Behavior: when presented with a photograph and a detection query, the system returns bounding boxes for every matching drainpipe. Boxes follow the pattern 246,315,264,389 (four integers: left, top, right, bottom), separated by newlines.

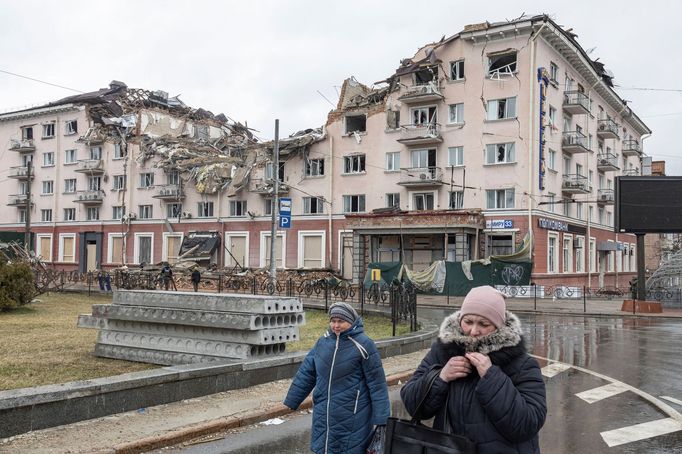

327,132,333,269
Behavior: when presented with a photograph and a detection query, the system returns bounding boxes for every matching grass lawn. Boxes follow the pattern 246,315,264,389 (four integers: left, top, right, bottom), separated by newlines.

0,293,411,391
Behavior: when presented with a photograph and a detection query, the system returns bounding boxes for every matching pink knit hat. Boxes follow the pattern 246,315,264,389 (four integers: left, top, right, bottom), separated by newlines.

460,286,507,328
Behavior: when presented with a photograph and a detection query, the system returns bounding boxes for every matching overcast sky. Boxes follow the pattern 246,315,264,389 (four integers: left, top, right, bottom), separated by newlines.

1,0,680,173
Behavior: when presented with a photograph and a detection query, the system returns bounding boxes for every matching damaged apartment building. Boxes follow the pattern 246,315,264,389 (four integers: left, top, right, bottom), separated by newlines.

0,14,651,288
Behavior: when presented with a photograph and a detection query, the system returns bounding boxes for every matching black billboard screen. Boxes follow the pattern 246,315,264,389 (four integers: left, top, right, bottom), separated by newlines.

615,176,682,233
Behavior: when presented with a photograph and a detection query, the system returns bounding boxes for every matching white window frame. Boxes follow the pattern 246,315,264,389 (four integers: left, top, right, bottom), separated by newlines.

448,146,463,167
198,201,214,218
107,233,125,264
386,193,400,208
35,233,53,262
64,149,77,164
486,188,515,209
449,191,464,209
42,180,54,195
58,233,76,263
224,232,250,268
139,173,154,188
486,97,517,120
65,120,77,135
411,191,436,211
229,200,248,217
63,208,76,221
410,105,437,126
563,234,573,273
113,143,125,159
589,237,597,273
42,122,55,138
448,103,464,124
303,197,324,214
343,154,366,174
575,235,585,273
40,209,52,222
90,146,102,160
297,230,326,269
343,194,366,213
485,143,515,164
113,175,126,191
112,205,125,220
630,243,636,271
43,152,54,167
385,152,400,171
487,52,517,77
607,240,615,272
162,232,184,263
166,203,182,219
549,62,559,83
548,232,559,273
450,59,464,80
133,232,154,265
305,158,325,177
86,207,100,221
138,205,153,219
259,231,286,269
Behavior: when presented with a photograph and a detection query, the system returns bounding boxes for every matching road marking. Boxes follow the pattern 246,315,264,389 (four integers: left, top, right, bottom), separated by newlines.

576,382,629,404
600,418,682,447
541,362,571,378
661,395,682,406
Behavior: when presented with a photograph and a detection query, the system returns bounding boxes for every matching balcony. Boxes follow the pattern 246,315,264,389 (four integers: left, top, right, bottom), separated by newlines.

7,194,30,207
596,153,619,172
397,124,443,146
397,167,444,187
561,131,590,154
622,139,641,157
9,139,35,153
622,168,640,177
562,174,591,194
74,190,105,204
75,159,105,174
152,184,186,200
250,179,290,196
597,119,619,140
397,82,444,105
8,166,34,180
597,189,615,205
563,91,590,115
77,127,106,145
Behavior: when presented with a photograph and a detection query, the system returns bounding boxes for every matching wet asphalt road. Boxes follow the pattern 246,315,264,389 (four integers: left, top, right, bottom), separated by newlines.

158,311,682,453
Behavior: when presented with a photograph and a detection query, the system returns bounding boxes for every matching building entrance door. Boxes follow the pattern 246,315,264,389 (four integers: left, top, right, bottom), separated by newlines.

86,242,97,271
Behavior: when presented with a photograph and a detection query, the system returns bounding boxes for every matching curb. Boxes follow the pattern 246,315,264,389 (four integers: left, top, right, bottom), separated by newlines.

111,370,415,454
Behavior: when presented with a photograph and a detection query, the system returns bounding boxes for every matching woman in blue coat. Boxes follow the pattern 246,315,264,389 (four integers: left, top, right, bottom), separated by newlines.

284,302,390,454
400,286,547,453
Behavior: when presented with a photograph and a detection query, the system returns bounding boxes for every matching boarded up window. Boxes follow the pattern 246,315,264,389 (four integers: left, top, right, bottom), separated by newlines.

62,237,74,262
138,236,152,264
166,236,182,264
226,236,247,267
39,237,52,262
111,236,123,263
302,235,323,268
264,235,283,268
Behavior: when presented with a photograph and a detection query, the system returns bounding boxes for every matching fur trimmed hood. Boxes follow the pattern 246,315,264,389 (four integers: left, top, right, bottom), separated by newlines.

438,310,523,355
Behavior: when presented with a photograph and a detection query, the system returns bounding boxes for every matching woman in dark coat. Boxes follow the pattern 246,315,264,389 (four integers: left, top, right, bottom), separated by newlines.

400,285,547,453
284,302,390,454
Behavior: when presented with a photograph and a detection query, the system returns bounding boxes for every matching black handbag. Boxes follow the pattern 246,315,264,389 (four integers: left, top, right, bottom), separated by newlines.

385,367,477,454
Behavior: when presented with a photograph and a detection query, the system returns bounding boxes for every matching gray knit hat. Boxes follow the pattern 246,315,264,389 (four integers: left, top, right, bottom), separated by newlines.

329,302,359,325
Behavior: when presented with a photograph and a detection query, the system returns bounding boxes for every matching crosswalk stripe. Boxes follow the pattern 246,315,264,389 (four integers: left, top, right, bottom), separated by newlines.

600,417,682,447
541,362,571,378
660,395,682,406
576,382,629,404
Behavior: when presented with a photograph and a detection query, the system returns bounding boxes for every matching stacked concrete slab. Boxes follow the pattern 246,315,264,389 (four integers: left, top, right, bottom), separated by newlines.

78,290,305,366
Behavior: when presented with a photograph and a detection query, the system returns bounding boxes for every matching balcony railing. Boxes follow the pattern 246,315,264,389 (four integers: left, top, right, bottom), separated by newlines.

398,167,444,186
250,179,290,196
622,168,640,177
153,184,185,200
597,119,619,139
74,190,105,204
561,131,590,154
9,139,35,152
75,159,105,174
398,82,444,104
597,189,615,205
596,153,619,172
8,166,34,179
562,174,591,194
7,194,30,207
563,91,590,115
397,123,443,146
622,139,641,157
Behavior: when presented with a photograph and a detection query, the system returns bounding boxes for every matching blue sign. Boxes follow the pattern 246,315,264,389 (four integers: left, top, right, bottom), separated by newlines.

486,219,513,229
279,214,291,229
279,198,292,214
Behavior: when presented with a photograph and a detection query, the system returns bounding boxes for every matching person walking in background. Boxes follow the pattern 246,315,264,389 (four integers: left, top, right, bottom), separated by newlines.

400,285,547,453
191,267,201,292
284,302,390,454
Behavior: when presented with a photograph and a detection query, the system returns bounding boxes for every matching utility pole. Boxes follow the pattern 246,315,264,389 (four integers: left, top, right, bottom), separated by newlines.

24,160,32,248
268,119,280,283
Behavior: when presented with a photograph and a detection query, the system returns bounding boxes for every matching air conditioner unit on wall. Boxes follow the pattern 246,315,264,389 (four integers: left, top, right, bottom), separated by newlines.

599,193,611,201
181,212,192,219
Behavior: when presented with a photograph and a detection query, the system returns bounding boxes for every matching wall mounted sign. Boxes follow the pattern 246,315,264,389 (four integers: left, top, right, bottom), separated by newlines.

537,67,550,191
537,217,568,232
486,219,513,229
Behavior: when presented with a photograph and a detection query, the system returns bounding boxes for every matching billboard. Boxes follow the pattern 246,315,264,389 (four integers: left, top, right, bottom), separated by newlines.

615,176,682,233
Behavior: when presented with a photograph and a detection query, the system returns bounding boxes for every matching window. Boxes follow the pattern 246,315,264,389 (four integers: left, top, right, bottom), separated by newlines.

606,210,612,226
576,202,583,220
88,176,101,191
113,175,126,191
135,234,153,265
303,197,324,214
21,126,33,140
230,200,247,217
19,181,28,195
59,234,76,262
114,143,126,159
450,60,465,80
598,207,604,225
448,103,464,124
43,152,54,167
414,66,438,85
549,62,559,83
563,198,571,217
487,234,513,256
449,191,464,209
563,235,573,273
225,233,249,268
589,237,596,273
485,143,515,164
343,195,365,213
547,149,556,171
412,192,434,211
547,193,555,213
36,234,52,262
575,236,585,273
589,206,594,222
65,149,77,164
261,233,285,268
343,155,366,174
264,199,273,216
42,180,54,195
64,179,76,193
19,209,27,223
548,106,557,129
65,120,77,135
265,162,285,182
386,193,400,208
42,123,55,138
411,148,436,168
166,203,182,218
90,146,102,160
86,207,100,221
411,106,437,126
487,97,516,120
548,233,559,273
345,114,366,134
486,188,515,209
198,202,214,218
447,233,472,261
448,146,463,166
139,205,153,219
385,152,400,171
386,109,400,129
108,234,124,263
41,209,52,222
139,173,154,188
112,206,125,220
63,208,76,221
607,244,615,272
305,158,325,177
488,51,517,77
22,154,33,167
298,232,325,268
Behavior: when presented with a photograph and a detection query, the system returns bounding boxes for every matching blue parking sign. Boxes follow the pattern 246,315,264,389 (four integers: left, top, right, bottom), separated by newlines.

279,214,291,229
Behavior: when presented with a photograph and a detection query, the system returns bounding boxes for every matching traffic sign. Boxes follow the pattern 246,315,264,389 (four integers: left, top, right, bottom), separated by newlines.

279,214,291,229
279,198,292,214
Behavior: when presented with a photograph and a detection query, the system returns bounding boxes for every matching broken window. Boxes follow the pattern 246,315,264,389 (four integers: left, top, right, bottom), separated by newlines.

411,106,437,126
305,158,324,177
114,143,126,159
88,176,101,191
487,52,517,77
265,162,285,182
198,202,214,218
42,123,55,138
345,115,367,134
138,205,153,219
90,146,102,160
112,206,125,220
343,154,366,174
21,126,33,140
386,109,400,129
65,120,77,135
414,66,438,85
113,175,126,191
411,149,436,169
450,60,464,81
449,191,464,209
139,173,154,188
485,143,515,164
448,103,464,124
342,194,365,213
487,97,516,120
386,193,400,208
167,203,182,218
303,197,324,214
413,192,434,211
229,200,247,217
167,170,180,186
